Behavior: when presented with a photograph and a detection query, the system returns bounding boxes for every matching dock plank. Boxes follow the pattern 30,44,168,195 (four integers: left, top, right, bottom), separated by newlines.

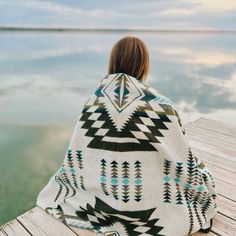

17,207,78,236
214,179,236,201
190,147,236,175
186,130,236,154
211,213,236,236
188,138,236,162
191,231,217,236
188,118,236,138
186,125,236,146
216,195,236,221
0,219,31,236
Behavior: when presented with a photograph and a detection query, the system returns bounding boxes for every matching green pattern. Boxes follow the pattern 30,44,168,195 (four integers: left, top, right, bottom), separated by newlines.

163,159,172,203
122,161,130,203
134,161,142,202
76,149,86,190
111,161,119,200
100,159,109,196
67,150,79,189
175,162,183,204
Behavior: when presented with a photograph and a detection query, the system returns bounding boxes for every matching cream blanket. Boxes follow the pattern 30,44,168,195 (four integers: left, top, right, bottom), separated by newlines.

37,73,217,236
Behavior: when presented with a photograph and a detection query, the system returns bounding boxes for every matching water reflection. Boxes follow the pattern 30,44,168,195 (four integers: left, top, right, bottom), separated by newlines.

0,124,71,224
0,32,235,124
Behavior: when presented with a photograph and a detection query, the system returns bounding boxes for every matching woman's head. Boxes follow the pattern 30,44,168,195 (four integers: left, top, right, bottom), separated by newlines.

108,36,150,81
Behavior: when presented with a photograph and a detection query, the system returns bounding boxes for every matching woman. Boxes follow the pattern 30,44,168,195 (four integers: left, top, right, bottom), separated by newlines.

37,36,217,236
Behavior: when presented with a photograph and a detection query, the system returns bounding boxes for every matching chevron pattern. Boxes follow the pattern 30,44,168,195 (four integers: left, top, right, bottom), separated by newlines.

100,159,109,196
75,197,164,236
163,159,172,203
134,160,142,202
111,161,119,200
122,161,130,203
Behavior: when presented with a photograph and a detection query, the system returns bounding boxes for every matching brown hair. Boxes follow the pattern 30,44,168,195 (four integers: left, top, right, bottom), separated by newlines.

108,36,150,81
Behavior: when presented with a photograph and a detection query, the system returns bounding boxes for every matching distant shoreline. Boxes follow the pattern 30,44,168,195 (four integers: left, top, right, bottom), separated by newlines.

0,26,236,34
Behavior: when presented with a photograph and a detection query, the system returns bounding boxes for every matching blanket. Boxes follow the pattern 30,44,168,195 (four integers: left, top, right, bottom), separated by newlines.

37,73,217,236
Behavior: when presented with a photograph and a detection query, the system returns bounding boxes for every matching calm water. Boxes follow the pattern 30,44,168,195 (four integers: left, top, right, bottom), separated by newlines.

0,31,236,224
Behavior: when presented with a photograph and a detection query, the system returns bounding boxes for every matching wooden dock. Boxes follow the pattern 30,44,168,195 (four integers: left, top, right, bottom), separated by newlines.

1,118,235,236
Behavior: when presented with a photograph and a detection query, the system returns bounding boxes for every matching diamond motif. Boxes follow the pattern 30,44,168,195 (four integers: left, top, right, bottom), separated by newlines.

103,74,143,113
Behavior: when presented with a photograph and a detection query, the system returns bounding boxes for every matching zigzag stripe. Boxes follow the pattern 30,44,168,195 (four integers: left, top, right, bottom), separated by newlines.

122,161,130,203
100,159,109,196
175,162,183,204
54,175,63,202
110,160,119,199
163,159,172,203
61,172,76,198
67,150,79,189
193,193,203,228
80,176,85,190
134,160,142,202
56,175,70,199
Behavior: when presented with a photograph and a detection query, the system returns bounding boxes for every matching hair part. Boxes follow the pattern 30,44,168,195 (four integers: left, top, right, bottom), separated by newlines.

108,36,150,81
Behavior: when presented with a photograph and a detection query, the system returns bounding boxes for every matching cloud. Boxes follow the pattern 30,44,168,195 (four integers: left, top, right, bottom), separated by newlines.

197,72,236,100
157,0,236,18
159,8,197,16
156,47,236,67
28,45,106,60
186,0,236,12
38,1,117,18
0,0,235,29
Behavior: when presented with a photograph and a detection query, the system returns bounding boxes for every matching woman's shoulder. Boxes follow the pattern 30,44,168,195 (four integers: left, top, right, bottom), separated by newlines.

142,82,173,106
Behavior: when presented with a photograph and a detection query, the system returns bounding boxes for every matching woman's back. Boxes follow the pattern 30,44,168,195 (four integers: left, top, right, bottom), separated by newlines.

37,73,217,236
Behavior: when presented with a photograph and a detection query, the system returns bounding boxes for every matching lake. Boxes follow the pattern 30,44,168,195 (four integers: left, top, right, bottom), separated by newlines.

0,31,236,225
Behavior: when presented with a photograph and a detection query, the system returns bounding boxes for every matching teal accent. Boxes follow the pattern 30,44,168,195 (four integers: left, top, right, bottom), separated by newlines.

122,178,129,185
135,178,142,185
185,183,192,189
70,168,75,174
111,177,118,185
95,87,103,97
163,175,170,182
197,185,204,192
188,162,195,167
60,167,66,173
154,95,172,105
174,177,181,183
100,176,107,183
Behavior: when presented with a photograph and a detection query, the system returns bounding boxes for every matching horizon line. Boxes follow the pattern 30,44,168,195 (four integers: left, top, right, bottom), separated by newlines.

0,26,236,34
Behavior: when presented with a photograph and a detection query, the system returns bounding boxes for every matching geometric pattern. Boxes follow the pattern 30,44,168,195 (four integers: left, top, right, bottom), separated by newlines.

122,161,130,202
99,159,143,203
175,162,183,204
111,161,119,200
37,73,217,235
76,150,85,190
75,196,164,236
79,74,175,152
54,149,86,202
184,149,195,234
163,159,172,203
162,149,217,234
103,73,142,113
134,161,142,202
100,159,109,196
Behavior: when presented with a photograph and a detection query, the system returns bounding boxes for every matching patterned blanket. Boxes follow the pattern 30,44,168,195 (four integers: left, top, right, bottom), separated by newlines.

37,73,217,236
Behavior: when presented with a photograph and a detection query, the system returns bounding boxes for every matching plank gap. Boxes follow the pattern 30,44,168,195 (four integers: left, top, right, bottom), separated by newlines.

218,212,236,222
218,194,236,203
16,219,32,236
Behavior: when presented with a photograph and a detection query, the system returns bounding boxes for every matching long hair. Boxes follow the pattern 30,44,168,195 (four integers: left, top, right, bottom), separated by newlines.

108,36,150,81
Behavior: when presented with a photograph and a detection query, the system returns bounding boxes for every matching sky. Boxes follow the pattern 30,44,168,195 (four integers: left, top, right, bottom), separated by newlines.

0,0,236,30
